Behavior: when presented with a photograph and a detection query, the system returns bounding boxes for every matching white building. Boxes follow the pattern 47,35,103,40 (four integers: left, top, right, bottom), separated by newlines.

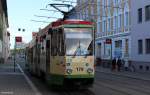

0,0,9,63
131,0,150,71
96,0,131,65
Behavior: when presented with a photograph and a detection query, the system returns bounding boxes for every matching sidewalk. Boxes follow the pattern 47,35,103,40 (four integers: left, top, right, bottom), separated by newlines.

0,59,41,95
96,66,150,81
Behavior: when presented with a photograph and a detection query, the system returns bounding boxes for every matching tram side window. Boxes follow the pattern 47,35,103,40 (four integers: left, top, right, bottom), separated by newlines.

58,28,65,56
88,41,93,55
51,32,53,55
57,29,61,55
51,29,58,56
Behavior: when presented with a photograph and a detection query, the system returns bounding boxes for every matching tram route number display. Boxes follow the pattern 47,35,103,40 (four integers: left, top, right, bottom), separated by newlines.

76,67,84,72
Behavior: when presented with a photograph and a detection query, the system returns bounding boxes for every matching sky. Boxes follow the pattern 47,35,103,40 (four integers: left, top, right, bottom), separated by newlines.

7,0,76,49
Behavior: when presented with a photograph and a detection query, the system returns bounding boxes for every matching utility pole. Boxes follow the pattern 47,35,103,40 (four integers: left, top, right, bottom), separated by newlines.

14,40,16,72
14,36,22,72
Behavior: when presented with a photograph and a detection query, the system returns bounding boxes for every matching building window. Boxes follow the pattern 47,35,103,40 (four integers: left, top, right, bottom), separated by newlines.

138,8,142,23
97,22,100,33
138,40,143,54
125,12,129,26
146,39,150,54
113,16,117,30
145,5,150,21
114,16,117,30
115,40,122,58
102,20,106,32
107,18,111,32
115,40,122,48
125,39,129,56
119,14,122,28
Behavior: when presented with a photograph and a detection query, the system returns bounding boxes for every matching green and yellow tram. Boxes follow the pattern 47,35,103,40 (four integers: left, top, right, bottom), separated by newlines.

26,19,95,88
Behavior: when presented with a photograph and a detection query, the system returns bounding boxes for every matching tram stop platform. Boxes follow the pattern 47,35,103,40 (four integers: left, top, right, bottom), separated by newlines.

0,59,41,95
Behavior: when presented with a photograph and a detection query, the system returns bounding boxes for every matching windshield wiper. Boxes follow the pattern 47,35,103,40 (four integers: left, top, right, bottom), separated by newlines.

72,40,81,58
83,41,93,58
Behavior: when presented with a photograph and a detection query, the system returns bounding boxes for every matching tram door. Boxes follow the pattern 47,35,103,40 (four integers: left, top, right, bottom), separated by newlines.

37,43,41,75
46,39,50,73
29,47,33,72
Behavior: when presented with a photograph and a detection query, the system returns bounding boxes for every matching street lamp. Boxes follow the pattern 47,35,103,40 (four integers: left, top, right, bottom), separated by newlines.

13,28,25,72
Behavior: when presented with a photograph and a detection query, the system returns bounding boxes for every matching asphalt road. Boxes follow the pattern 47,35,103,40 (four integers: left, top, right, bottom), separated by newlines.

18,58,150,95
90,71,150,95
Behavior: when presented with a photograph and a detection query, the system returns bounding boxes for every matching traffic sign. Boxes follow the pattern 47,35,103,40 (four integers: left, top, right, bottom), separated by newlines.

15,36,22,42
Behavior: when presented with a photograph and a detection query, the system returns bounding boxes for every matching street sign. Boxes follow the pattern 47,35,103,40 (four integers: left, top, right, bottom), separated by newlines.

105,39,112,44
15,36,22,42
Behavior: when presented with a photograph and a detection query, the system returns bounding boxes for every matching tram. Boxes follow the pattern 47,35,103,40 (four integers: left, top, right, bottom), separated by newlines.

26,19,95,88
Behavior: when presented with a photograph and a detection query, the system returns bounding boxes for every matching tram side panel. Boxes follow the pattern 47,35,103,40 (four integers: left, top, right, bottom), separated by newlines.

47,28,66,85
39,38,47,77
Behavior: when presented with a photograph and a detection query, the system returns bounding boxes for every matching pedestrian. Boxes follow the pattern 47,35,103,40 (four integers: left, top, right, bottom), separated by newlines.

117,57,122,71
111,57,116,71
128,60,135,72
124,58,129,71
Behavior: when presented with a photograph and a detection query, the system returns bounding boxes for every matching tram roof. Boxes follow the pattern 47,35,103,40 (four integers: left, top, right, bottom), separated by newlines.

51,19,93,28
37,19,93,35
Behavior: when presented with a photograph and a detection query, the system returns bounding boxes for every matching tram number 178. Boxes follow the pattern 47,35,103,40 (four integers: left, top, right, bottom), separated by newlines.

76,67,84,72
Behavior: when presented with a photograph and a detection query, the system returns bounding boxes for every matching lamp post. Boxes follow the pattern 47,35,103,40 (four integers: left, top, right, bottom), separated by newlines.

14,36,22,72
13,28,25,72
14,40,16,72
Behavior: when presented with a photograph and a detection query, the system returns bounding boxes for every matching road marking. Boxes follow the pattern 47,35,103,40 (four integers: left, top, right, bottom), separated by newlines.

0,72,23,75
0,91,14,95
17,64,42,95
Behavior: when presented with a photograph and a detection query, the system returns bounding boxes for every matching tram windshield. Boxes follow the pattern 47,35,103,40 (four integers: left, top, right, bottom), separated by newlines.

65,28,93,56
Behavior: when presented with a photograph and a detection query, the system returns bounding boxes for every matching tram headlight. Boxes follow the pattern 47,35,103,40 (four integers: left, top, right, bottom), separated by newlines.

66,69,72,74
87,68,93,73
85,63,89,66
66,63,71,66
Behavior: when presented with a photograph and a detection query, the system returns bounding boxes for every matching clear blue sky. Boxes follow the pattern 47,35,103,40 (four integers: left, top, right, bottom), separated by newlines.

7,0,76,49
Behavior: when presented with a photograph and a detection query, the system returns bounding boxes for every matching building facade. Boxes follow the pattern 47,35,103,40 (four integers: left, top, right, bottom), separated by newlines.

131,0,150,71
0,0,9,63
75,0,97,23
96,0,131,64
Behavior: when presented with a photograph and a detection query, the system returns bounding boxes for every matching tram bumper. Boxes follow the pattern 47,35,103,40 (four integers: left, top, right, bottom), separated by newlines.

64,75,94,87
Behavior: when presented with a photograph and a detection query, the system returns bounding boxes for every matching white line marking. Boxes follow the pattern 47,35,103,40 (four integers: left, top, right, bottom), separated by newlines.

0,91,14,95
17,64,42,95
0,72,23,75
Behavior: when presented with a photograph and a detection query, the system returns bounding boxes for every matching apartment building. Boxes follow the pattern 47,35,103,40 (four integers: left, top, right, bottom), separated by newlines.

0,0,9,63
96,0,131,64
131,0,150,71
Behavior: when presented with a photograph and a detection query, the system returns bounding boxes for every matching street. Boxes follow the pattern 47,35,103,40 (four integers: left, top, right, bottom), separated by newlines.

92,72,150,95
0,58,150,95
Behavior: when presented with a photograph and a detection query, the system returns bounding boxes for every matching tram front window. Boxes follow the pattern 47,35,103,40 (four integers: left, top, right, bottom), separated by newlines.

65,28,93,56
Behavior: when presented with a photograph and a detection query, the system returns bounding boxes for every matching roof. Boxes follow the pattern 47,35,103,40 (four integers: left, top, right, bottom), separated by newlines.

51,19,93,27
